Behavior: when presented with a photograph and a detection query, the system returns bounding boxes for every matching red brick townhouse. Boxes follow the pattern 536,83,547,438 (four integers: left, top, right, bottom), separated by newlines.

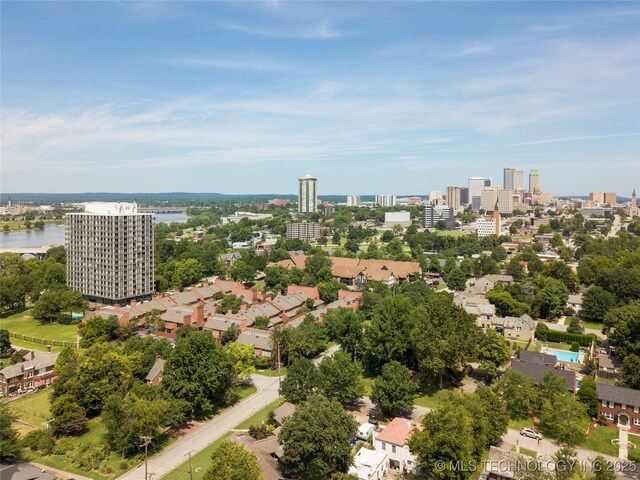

597,382,640,433
0,350,59,397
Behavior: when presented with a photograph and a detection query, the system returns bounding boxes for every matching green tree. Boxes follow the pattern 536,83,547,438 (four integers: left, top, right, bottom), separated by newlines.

537,277,569,320
317,279,347,303
590,456,616,480
582,287,616,324
228,259,257,283
381,230,394,243
409,401,476,480
173,258,203,288
566,317,584,334
79,315,122,347
253,315,269,330
0,403,22,462
344,238,360,254
0,329,11,354
50,394,88,436
542,261,578,292
485,290,531,317
491,246,508,262
539,393,589,445
162,331,234,417
203,440,262,480
477,329,511,381
493,370,540,420
226,342,256,380
318,350,365,406
604,301,640,358
32,286,86,323
371,360,417,416
366,295,415,363
280,357,318,404
411,293,478,387
444,268,467,291
332,231,341,245
554,447,578,480
620,354,640,389
103,391,172,457
218,294,243,314
279,394,357,480
576,377,599,417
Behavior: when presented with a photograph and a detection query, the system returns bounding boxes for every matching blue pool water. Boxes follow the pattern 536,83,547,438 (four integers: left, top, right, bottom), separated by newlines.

552,349,584,363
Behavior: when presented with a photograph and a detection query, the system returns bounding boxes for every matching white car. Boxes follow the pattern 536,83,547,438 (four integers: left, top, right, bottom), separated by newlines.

356,422,376,440
520,428,542,440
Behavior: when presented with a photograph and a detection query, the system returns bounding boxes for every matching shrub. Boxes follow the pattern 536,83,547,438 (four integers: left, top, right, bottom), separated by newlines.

254,355,270,369
535,327,593,347
535,323,549,341
570,342,580,352
249,422,274,440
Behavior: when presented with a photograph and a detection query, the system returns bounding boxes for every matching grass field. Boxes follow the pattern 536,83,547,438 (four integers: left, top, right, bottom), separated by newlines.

8,388,52,429
413,378,456,409
1,310,78,344
581,320,605,331
509,417,535,431
432,230,468,237
255,367,288,377
7,337,66,352
162,398,285,480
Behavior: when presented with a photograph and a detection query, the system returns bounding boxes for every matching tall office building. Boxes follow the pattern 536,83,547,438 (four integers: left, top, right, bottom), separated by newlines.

497,189,514,214
376,194,396,207
446,186,461,212
504,168,516,191
460,187,470,205
346,195,361,207
480,187,499,212
423,205,454,229
66,203,155,305
298,174,318,214
513,170,524,192
468,177,486,199
529,170,540,194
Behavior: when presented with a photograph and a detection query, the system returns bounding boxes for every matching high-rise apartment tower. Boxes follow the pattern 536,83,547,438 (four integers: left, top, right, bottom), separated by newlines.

298,174,318,214
66,203,155,305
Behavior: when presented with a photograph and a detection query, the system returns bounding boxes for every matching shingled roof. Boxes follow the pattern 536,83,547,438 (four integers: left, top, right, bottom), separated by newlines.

597,383,640,407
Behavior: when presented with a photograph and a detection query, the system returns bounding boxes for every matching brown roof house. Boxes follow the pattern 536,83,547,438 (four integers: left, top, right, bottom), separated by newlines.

0,350,59,397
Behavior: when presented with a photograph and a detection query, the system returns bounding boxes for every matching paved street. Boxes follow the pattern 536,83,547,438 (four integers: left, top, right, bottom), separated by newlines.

547,319,605,338
118,374,280,480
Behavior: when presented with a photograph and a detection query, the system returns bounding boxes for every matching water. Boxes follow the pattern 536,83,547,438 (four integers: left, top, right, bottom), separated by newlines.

552,349,584,363
0,213,190,249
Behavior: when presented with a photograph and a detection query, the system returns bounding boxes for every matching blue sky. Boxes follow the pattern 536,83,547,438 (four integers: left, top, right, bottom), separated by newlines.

1,1,639,196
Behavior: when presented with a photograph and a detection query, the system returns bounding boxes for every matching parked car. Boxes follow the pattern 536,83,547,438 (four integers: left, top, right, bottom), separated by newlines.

356,422,376,441
520,428,542,440
368,414,379,426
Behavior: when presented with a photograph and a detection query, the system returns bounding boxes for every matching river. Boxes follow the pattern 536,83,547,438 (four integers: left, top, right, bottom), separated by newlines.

0,213,190,250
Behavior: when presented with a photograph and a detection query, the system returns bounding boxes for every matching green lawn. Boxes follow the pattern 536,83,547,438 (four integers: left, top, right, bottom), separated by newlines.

580,425,619,457
1,310,78,344
513,447,537,458
509,417,535,431
8,388,52,428
432,230,468,237
162,398,285,480
362,376,375,397
6,337,66,353
255,367,288,377
581,320,604,331
413,379,456,409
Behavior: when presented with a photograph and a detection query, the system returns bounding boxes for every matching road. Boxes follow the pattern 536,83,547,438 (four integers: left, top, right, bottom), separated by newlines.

118,374,280,480
608,215,622,238
312,343,341,365
547,319,605,338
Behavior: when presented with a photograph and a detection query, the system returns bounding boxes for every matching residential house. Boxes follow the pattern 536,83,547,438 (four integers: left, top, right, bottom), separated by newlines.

146,356,165,385
0,350,60,397
454,292,496,326
597,353,621,380
519,351,557,366
466,274,514,295
373,417,420,475
0,463,56,480
156,303,205,338
202,315,246,341
237,328,273,357
219,252,242,267
349,447,389,480
596,383,640,433
498,315,536,341
272,402,296,427
567,294,583,315
511,360,577,393
230,433,285,480
271,255,420,290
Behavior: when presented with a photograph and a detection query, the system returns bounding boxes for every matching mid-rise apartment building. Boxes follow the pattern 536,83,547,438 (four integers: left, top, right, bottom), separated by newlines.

298,174,318,214
589,192,617,204
286,222,322,240
346,195,361,207
66,202,155,305
446,186,461,212
376,194,397,207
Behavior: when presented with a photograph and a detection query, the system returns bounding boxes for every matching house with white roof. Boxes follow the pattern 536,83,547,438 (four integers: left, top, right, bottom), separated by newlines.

349,447,389,480
373,417,419,475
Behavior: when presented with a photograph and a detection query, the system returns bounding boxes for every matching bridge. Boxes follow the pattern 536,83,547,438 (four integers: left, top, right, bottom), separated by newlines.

138,207,188,213
0,244,62,259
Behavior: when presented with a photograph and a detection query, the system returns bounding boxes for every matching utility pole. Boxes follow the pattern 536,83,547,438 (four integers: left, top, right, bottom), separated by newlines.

277,339,282,389
185,450,194,480
140,436,152,480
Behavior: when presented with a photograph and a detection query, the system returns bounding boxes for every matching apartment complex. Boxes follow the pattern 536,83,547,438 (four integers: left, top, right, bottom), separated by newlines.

376,194,397,207
66,202,155,305
589,192,617,204
286,222,322,240
298,174,318,214
346,195,361,207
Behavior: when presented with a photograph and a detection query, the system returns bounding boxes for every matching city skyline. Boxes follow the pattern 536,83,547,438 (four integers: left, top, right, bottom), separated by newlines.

1,2,639,195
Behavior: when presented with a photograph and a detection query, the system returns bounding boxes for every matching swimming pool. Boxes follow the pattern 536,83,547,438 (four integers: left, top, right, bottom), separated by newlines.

551,349,585,363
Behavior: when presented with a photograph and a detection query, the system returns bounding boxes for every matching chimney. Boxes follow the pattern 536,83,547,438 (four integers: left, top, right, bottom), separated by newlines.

240,319,247,330
203,281,209,287
227,309,233,315
183,314,191,326
155,354,161,361
240,304,247,312
195,304,204,324
252,289,259,304
30,351,35,360
130,299,137,307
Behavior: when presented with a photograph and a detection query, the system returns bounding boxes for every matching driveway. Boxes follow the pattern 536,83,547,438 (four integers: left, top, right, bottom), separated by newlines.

118,374,280,480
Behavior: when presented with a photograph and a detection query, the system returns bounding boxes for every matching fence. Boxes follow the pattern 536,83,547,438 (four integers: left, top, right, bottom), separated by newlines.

8,332,78,348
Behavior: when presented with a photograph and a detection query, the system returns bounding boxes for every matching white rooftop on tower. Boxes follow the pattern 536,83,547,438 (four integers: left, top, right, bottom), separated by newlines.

80,202,140,215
